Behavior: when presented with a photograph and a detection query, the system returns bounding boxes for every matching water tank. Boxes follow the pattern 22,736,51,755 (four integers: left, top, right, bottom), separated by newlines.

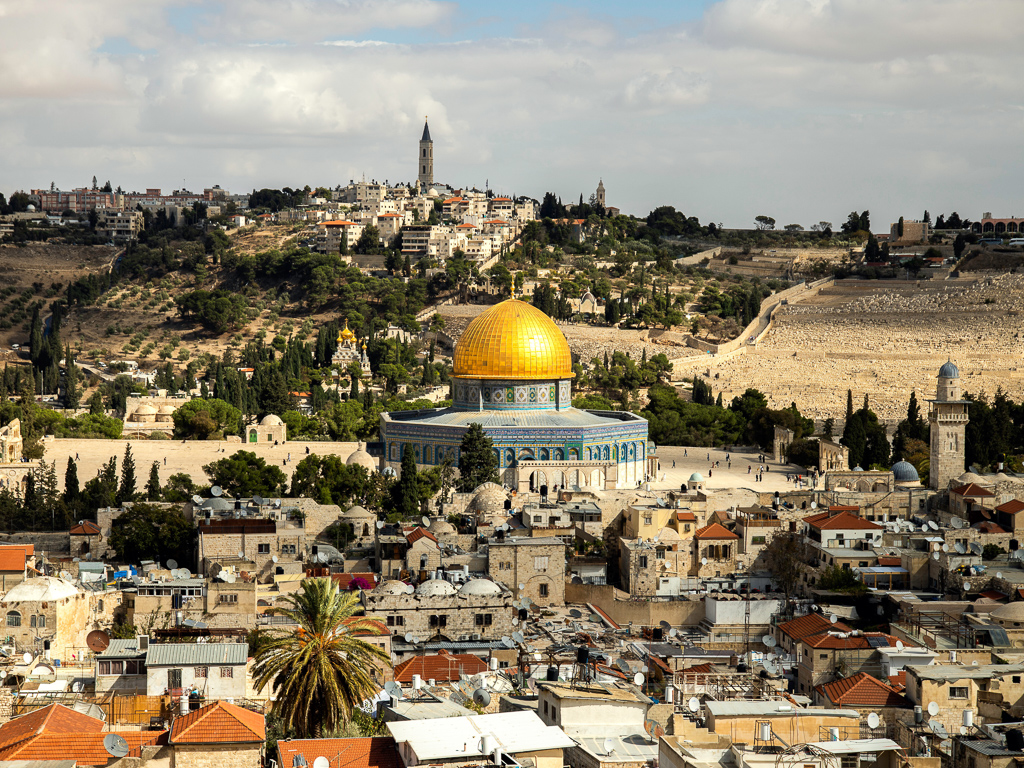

1006,729,1024,752
546,665,559,681
963,710,974,728
759,722,771,741
576,646,590,664
914,705,923,724
412,674,422,690
480,735,494,756
828,727,840,741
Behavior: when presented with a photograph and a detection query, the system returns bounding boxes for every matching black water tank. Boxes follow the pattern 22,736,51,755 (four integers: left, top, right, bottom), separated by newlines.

577,646,590,664
546,665,559,681
652,628,664,641
1007,730,1024,752
737,663,747,673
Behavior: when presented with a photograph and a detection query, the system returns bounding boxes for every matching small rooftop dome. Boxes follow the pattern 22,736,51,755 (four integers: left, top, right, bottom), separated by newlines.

415,579,457,597
428,519,456,535
688,472,704,483
891,460,920,483
939,360,960,379
134,403,157,415
346,442,377,472
260,414,284,426
852,466,864,472
342,505,374,519
374,580,411,595
459,578,502,596
472,483,508,513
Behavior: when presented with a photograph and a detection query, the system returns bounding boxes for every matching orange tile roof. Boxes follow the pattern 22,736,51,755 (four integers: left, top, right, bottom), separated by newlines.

393,651,487,683
322,220,359,227
328,572,378,590
803,632,905,651
444,197,465,204
0,704,103,752
694,522,738,540
829,505,860,512
682,662,715,675
456,223,477,229
676,511,697,522
491,197,511,201
406,527,438,546
815,672,909,708
803,510,883,531
279,737,402,768
0,547,28,572
952,483,995,497
888,671,907,691
169,701,265,744
69,521,101,535
378,213,402,218
997,499,1024,514
777,612,851,640
0,731,166,765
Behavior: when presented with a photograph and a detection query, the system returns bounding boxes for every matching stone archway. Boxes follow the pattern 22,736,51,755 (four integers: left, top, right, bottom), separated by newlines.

530,470,547,491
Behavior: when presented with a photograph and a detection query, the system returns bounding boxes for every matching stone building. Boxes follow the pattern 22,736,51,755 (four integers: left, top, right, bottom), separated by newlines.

68,520,102,559
123,393,186,437
168,700,266,768
693,522,740,579
0,419,23,463
197,510,307,581
145,642,249,698
929,361,969,491
0,577,95,660
0,545,32,591
418,118,434,189
123,577,259,631
246,413,287,444
362,577,514,642
487,536,566,607
333,319,371,376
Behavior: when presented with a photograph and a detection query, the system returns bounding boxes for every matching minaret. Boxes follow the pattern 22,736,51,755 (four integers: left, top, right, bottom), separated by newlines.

596,179,606,207
418,117,433,189
928,360,969,490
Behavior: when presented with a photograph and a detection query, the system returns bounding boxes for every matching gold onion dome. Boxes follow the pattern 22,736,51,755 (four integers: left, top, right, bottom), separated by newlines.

339,319,355,342
453,299,573,380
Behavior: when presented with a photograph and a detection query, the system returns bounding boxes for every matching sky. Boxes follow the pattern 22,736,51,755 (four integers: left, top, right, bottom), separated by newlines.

1,0,1023,229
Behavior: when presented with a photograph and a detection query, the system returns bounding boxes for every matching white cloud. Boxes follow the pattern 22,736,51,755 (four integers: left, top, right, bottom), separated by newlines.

1,0,1023,227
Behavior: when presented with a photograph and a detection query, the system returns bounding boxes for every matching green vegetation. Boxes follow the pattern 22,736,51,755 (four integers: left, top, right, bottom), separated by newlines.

108,503,195,566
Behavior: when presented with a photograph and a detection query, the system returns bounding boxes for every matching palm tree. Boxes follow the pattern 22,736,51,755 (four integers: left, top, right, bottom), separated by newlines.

253,577,390,737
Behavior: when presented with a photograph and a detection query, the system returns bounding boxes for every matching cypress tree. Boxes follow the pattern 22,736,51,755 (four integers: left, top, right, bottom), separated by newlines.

394,444,421,518
117,444,136,505
64,457,80,506
846,390,854,421
146,461,161,501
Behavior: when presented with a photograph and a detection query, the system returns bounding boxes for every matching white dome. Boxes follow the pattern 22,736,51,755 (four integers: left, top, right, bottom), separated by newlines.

989,602,1024,622
460,578,502,596
472,483,508,512
260,414,284,426
374,580,411,595
346,443,377,472
429,519,456,535
427,188,440,198
342,505,374,519
2,577,80,603
134,404,157,415
415,579,457,597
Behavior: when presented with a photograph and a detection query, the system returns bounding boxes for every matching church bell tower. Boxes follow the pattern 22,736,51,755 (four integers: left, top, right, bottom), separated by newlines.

418,117,433,189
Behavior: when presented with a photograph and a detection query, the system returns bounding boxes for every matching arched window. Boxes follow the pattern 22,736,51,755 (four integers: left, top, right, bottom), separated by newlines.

38,615,45,628
6,611,20,627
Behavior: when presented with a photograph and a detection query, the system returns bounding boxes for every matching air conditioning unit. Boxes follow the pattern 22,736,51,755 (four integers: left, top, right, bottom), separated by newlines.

471,633,481,641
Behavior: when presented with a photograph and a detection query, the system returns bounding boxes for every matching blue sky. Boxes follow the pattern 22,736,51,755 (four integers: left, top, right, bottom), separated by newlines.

3,0,1024,228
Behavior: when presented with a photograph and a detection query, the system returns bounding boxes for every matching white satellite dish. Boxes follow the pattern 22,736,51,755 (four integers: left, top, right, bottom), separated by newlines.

701,557,708,565
951,517,964,529
896,640,905,651
237,551,245,559
22,653,31,664
932,552,940,561
633,672,645,686
829,614,838,624
603,738,616,755
811,501,818,509
954,542,966,554
941,544,950,553
867,712,880,729
928,702,940,716
928,520,939,531
960,726,968,735
518,583,526,591
963,581,972,591
313,758,330,768
211,485,223,496
376,520,384,529
688,697,700,713
272,556,279,563
997,572,1004,579
421,516,430,527
762,635,776,648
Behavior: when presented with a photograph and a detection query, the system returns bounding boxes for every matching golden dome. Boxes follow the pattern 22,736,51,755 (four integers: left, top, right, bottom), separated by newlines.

453,299,573,380
339,319,355,343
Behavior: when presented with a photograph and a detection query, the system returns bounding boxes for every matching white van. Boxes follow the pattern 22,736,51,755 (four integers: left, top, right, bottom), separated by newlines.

1009,238,1024,246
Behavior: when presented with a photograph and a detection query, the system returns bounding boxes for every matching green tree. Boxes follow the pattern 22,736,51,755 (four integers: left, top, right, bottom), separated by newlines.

109,503,194,566
117,443,136,504
252,578,390,737
754,215,776,231
64,457,80,509
393,444,421,518
88,390,104,415
456,423,499,492
203,450,288,497
64,343,80,409
172,398,243,439
761,531,804,599
146,461,162,501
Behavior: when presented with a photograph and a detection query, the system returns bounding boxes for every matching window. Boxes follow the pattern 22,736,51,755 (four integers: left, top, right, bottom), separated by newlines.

257,543,270,554
219,594,238,604
643,515,653,526
386,615,405,627
429,615,448,628
1014,676,1021,684
99,661,111,675
126,660,143,675
656,549,665,560
543,701,549,715
859,561,868,568
950,687,968,699
282,544,296,555
6,612,20,627
533,515,542,523
110,661,124,674
551,706,557,721
30,615,36,628
539,584,549,597
819,654,828,660
534,556,549,571
195,666,208,678
220,667,233,678
639,556,648,568
36,615,45,627
475,613,493,626
752,536,766,545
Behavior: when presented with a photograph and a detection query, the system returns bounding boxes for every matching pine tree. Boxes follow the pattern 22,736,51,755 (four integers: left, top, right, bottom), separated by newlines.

146,461,161,501
456,423,499,493
117,444,136,504
88,389,104,415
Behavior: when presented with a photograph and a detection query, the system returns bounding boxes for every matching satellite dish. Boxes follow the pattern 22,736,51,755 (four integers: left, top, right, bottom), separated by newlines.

512,631,525,644
422,516,430,527
569,609,582,618
960,726,969,735
376,520,385,529
951,517,963,529
942,544,950,553
313,758,330,768
518,583,526,591
384,681,404,699
0,671,6,679
669,628,678,638
763,659,778,675
688,697,700,713
22,652,32,664
928,521,939,531
762,635,776,648
237,551,246,559
998,572,1004,579
701,557,708,565
868,712,880,729
87,630,111,652
473,688,491,707
829,614,838,624
167,559,178,570
970,542,984,555
192,495,204,505
811,501,817,509
660,620,671,630
603,738,616,755
896,640,905,651
511,618,518,626
963,581,972,591
633,672,645,686
404,633,414,643
211,486,223,496
253,496,265,506
954,542,966,555
932,552,940,561
223,573,236,584
103,734,130,758
928,702,940,716
272,556,279,563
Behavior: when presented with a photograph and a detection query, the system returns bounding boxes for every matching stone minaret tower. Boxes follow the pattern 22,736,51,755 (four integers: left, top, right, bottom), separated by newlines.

928,360,969,490
418,117,433,189
596,179,606,207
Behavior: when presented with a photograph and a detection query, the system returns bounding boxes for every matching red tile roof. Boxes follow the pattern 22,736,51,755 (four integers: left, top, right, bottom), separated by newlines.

0,547,28,572
322,220,359,227
676,511,697,522
278,737,402,768
803,510,883,531
815,672,908,708
169,701,265,744
888,671,906,691
405,527,438,546
997,500,1024,514
393,651,487,683
69,521,101,535
694,522,738,540
329,572,378,591
979,521,1007,533
803,632,905,651
877,556,902,567
682,663,715,675
777,612,851,641
0,704,103,752
0,731,166,765
491,197,512,201
952,483,995,497
829,505,860,512
980,590,1008,601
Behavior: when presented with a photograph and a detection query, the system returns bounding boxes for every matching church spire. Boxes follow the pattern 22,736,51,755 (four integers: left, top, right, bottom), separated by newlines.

421,116,431,142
